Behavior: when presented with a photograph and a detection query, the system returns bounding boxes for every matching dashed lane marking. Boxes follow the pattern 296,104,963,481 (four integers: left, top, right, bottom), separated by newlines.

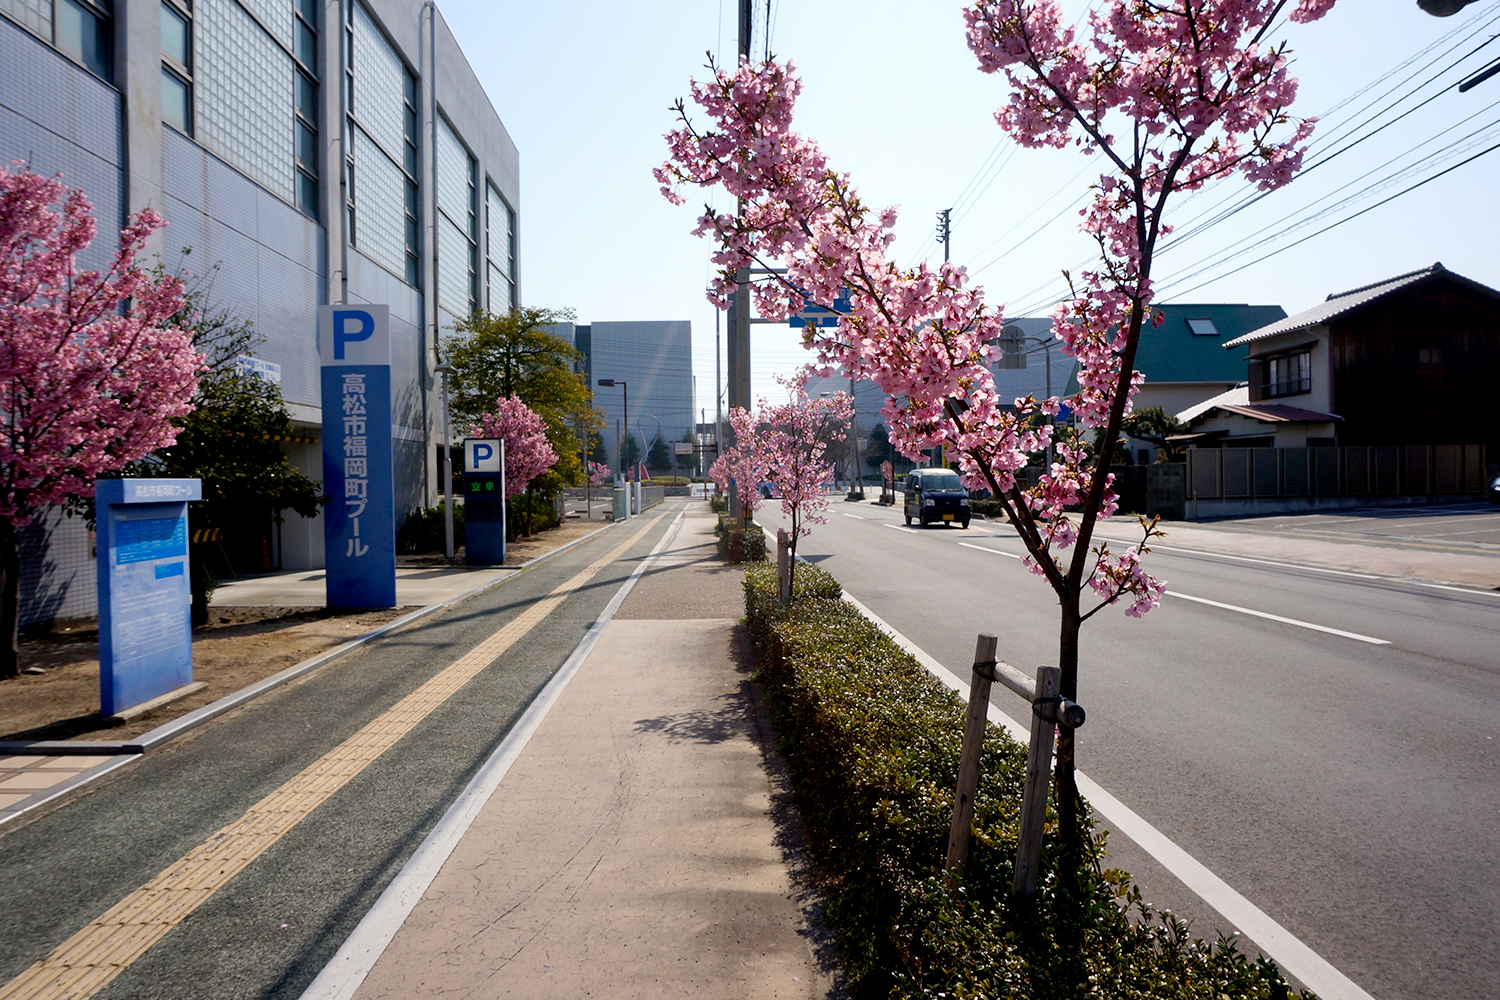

0,514,667,1000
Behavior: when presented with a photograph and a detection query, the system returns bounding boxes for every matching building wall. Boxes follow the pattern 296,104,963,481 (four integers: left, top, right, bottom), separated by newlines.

586,321,693,474
2,0,519,624
1326,281,1500,450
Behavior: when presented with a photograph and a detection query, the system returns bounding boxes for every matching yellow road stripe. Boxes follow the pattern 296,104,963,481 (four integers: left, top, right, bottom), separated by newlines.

0,514,665,1000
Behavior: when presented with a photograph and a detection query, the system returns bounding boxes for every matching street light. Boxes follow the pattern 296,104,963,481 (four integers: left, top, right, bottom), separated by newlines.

596,378,629,517
434,362,455,559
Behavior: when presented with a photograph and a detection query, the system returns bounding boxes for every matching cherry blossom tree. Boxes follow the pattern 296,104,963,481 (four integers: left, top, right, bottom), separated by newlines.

588,460,611,486
0,165,199,679
468,395,559,499
750,370,852,590
658,0,1336,863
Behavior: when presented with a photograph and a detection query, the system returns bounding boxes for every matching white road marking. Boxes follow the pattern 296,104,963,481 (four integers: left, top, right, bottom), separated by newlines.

838,590,1379,1000
958,542,1021,559
841,512,866,520
1090,534,1500,599
1167,592,1389,645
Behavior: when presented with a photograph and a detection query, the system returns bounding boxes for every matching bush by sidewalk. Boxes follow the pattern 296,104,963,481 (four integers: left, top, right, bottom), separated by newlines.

743,562,1306,1000
714,512,766,563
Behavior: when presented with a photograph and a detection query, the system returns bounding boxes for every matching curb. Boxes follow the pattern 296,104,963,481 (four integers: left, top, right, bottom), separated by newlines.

0,520,619,829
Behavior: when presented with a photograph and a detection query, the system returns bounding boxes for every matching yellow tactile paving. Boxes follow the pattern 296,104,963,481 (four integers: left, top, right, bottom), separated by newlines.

0,514,664,1000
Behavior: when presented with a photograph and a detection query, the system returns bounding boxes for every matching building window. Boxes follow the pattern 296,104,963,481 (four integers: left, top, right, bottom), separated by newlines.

2,0,115,80
161,1,191,135
1417,346,1444,367
486,184,515,312
436,115,476,315
1264,350,1311,398
347,0,419,285
1186,318,1219,337
291,0,317,217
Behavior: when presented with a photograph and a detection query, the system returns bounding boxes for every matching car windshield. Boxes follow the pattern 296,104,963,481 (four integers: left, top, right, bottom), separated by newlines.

923,472,962,490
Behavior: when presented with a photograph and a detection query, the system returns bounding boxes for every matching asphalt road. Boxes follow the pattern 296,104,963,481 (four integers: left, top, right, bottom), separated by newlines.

0,511,681,1000
760,500,1500,1000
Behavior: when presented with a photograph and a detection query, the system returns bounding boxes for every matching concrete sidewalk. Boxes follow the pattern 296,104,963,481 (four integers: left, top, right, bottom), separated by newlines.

312,508,829,999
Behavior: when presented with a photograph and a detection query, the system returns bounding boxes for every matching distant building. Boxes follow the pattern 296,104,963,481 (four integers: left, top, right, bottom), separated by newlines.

3,0,519,625
572,321,694,476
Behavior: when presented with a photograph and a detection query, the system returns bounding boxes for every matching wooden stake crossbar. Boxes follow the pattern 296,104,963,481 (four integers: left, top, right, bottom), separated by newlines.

944,635,1086,897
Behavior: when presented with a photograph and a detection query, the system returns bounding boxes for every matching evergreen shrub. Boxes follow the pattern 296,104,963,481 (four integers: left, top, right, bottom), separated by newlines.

743,562,1306,1000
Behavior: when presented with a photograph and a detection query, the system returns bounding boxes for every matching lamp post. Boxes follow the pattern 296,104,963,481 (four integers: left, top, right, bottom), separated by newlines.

596,378,628,517
434,362,455,559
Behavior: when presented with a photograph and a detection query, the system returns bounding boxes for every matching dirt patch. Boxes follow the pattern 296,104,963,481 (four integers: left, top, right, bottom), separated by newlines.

2,518,617,744
3,606,419,743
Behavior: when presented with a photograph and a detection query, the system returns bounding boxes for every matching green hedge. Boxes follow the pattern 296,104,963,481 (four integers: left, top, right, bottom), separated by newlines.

714,512,766,562
744,562,1305,1000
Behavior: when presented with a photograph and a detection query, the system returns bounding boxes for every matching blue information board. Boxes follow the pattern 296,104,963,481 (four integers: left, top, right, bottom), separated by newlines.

320,305,397,608
95,478,201,716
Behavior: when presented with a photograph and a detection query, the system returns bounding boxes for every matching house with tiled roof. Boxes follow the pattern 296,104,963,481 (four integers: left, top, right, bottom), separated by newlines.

1176,263,1500,454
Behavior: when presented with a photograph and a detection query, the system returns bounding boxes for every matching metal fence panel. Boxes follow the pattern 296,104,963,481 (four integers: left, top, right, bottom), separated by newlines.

1222,449,1252,498
1283,448,1310,496
1314,448,1340,495
1253,448,1280,496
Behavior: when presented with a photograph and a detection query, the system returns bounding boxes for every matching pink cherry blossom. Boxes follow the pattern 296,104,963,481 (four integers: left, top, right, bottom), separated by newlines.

468,396,558,499
658,0,1334,625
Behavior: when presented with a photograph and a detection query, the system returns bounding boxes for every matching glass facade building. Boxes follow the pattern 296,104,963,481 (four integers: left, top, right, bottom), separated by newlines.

1,0,521,624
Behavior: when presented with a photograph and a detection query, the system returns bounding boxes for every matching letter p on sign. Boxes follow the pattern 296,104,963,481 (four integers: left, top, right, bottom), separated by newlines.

466,438,502,473
319,304,390,367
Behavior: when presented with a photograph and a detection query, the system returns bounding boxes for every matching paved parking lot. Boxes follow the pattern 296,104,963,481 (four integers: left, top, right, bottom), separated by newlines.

1210,501,1500,550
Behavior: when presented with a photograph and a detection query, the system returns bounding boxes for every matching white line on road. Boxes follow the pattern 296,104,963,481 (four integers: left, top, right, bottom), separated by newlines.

1166,592,1389,644
1090,534,1500,599
841,512,866,519
959,542,1021,559
957,542,1390,643
838,590,1379,1000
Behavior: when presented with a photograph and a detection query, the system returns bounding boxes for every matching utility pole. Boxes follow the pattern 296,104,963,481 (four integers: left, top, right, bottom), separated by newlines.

726,0,753,519
936,208,952,263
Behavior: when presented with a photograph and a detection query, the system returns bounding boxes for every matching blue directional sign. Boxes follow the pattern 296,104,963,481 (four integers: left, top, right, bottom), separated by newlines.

95,478,201,716
789,288,852,328
320,305,396,608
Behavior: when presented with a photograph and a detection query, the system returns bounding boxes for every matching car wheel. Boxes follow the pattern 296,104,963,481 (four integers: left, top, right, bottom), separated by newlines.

904,512,912,525
960,519,970,529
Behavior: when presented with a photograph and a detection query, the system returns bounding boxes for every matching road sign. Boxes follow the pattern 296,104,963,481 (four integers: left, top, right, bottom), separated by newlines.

788,288,852,328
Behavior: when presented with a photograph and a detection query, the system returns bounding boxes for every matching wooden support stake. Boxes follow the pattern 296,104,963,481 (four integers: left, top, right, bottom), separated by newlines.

945,633,999,878
776,527,791,604
1013,664,1061,898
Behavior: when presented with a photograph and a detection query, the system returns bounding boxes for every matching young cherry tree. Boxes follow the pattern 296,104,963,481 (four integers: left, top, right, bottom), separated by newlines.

469,396,559,498
746,370,852,590
659,0,1336,859
0,165,199,679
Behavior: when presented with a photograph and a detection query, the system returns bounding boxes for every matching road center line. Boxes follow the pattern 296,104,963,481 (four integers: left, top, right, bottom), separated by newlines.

1167,592,1390,645
0,514,669,1000
837,590,1378,1000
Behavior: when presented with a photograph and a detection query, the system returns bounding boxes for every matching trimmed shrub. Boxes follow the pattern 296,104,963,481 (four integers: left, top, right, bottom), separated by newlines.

743,563,1307,1000
714,512,766,563
709,493,728,514
397,503,464,554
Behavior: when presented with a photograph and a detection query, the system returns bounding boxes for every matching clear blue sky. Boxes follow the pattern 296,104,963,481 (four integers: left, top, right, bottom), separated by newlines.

438,0,1500,413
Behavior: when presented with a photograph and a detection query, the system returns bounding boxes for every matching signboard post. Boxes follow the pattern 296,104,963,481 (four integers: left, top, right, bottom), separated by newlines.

320,305,396,608
463,438,506,565
95,478,201,717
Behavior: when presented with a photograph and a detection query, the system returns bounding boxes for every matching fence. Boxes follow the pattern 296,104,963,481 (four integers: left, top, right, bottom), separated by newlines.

1185,444,1487,501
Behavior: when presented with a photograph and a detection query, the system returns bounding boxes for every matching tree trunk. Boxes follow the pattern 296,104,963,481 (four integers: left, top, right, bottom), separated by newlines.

1052,592,1092,987
0,521,21,680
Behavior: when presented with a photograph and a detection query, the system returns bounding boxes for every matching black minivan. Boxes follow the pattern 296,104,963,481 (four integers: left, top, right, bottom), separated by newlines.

903,468,971,528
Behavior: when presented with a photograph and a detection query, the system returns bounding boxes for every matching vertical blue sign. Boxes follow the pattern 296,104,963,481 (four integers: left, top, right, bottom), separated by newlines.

95,478,201,716
463,438,506,565
320,304,396,608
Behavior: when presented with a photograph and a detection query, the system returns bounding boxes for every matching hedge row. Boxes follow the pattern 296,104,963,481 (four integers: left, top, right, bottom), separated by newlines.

743,562,1304,1000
